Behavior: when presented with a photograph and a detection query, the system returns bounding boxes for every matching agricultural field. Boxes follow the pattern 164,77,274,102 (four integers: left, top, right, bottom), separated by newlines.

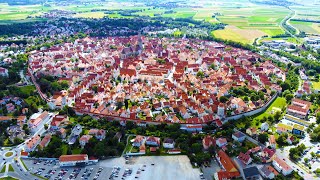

212,25,266,44
73,11,106,18
290,20,320,34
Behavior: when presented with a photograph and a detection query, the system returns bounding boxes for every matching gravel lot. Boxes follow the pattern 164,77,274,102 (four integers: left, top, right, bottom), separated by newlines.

98,155,202,180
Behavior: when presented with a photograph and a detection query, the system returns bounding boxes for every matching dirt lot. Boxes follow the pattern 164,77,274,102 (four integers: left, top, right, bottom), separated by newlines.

98,155,202,180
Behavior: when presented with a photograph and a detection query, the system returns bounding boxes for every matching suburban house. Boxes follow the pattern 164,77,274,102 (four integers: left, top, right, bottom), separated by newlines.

261,122,269,131
132,135,146,147
232,131,246,142
146,136,160,146
39,134,52,150
202,135,215,150
243,166,260,179
25,135,41,152
59,154,89,167
272,157,293,176
259,165,278,179
215,150,240,180
246,127,257,137
237,152,252,165
268,135,276,149
88,129,106,141
216,138,227,148
79,135,92,148
163,138,175,149
276,123,293,134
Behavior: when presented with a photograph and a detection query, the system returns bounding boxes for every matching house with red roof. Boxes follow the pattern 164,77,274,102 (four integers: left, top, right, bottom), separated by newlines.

237,152,252,165
272,157,293,176
146,136,160,146
202,135,216,150
59,154,88,167
215,150,240,180
216,138,227,148
39,134,52,150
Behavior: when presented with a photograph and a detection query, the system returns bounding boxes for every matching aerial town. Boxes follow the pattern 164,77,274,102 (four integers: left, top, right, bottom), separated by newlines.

1,0,320,180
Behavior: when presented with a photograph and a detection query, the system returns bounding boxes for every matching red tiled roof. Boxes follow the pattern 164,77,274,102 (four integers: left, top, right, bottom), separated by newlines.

59,154,88,162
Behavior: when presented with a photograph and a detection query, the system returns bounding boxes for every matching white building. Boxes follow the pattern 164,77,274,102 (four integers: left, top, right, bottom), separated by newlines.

59,154,89,167
272,157,293,176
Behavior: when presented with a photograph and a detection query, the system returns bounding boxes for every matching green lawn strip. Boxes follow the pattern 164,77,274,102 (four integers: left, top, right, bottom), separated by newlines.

20,159,28,170
0,165,6,173
61,144,68,155
0,177,19,180
8,164,14,172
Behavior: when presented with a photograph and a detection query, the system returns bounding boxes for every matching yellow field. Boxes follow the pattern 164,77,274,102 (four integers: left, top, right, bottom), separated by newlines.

73,12,106,18
212,25,266,44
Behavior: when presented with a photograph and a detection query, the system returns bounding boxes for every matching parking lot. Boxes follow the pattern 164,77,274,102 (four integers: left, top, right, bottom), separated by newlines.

98,155,202,180
23,159,111,180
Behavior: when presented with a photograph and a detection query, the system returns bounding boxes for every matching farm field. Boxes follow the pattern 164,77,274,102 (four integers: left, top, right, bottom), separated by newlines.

73,11,106,18
290,20,320,34
212,25,266,44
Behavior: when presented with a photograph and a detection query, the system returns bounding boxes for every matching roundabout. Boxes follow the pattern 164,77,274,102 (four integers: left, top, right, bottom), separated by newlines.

4,152,14,158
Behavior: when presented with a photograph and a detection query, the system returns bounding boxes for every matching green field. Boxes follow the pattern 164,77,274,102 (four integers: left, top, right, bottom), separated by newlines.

1,0,320,44
290,20,320,34
254,97,287,122
8,165,14,172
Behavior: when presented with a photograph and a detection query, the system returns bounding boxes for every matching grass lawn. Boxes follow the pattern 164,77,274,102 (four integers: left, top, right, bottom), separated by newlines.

252,97,287,127
20,159,28,170
72,148,81,155
8,165,14,172
0,177,19,180
61,144,68,155
0,165,6,173
18,85,36,95
312,81,320,90
124,136,134,153
5,152,13,157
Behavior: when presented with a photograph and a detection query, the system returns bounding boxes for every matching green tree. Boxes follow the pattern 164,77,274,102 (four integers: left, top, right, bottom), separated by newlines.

258,133,268,144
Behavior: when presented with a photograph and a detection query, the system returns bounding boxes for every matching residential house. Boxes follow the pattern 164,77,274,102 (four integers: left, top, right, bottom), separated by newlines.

88,129,106,141
268,135,276,149
132,135,145,147
216,138,227,148
261,122,269,131
238,152,252,165
202,136,215,150
246,127,257,137
259,165,278,179
286,98,311,119
232,131,246,142
163,138,175,149
39,134,52,150
25,135,41,152
146,136,160,146
243,166,260,180
79,135,92,148
272,157,293,176
215,150,240,180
